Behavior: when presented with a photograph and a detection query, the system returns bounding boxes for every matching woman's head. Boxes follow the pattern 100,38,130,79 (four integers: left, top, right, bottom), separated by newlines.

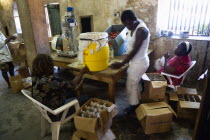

121,10,138,30
32,54,54,77
174,41,192,56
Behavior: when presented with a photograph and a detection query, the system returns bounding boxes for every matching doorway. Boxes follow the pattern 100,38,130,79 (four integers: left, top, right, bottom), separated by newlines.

80,16,92,33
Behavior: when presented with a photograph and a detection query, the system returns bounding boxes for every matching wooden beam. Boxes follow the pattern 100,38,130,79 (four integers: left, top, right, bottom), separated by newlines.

27,0,50,54
16,0,50,70
193,63,210,140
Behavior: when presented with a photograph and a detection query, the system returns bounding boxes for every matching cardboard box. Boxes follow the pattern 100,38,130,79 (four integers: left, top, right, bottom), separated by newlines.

62,38,69,52
72,129,116,140
141,92,169,104
8,43,26,64
169,91,201,120
17,66,30,79
9,75,24,93
177,87,198,95
177,101,200,120
142,73,167,100
74,98,118,135
136,102,176,134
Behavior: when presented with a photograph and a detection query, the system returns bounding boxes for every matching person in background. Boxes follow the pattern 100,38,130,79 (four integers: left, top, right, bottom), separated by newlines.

111,10,150,114
157,41,192,86
31,54,89,121
0,23,16,88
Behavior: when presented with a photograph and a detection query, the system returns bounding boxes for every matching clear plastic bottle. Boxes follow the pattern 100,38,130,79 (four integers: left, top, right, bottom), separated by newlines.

109,46,114,61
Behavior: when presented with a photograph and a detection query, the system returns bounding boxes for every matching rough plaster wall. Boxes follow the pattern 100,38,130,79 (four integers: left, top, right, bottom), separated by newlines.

1,0,158,40
67,0,158,40
69,0,112,33
0,0,17,35
119,0,158,41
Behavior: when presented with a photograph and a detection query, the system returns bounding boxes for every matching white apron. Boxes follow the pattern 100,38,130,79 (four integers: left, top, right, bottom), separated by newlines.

0,32,13,63
126,20,150,105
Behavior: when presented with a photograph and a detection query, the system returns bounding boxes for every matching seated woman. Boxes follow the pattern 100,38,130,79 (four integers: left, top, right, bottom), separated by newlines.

31,54,89,121
157,41,192,86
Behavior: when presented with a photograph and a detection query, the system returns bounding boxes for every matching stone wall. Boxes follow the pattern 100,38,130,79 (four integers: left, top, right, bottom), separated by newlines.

70,0,158,41
0,0,16,35
44,0,158,41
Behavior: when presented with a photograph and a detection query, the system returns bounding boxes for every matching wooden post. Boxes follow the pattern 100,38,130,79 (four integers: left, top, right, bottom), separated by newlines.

16,0,51,70
193,63,210,140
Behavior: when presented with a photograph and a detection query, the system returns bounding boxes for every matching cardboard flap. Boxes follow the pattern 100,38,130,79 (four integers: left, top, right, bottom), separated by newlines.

148,103,176,117
142,73,166,81
177,87,197,95
147,108,172,116
142,73,150,81
137,102,177,118
109,105,118,118
179,101,200,109
142,102,168,110
71,131,82,140
108,104,116,112
136,105,147,120
151,81,167,88
99,110,112,135
198,95,202,100
74,116,98,133
169,93,179,101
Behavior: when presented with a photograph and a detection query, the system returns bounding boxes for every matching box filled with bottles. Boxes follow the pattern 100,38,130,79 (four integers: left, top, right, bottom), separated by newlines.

169,87,201,120
74,98,118,138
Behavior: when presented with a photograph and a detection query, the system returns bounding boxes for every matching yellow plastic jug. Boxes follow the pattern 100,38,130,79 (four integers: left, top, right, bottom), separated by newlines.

83,43,109,71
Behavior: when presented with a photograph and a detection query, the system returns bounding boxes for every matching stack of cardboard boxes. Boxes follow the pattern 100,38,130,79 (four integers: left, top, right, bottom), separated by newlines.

136,73,201,134
136,73,176,134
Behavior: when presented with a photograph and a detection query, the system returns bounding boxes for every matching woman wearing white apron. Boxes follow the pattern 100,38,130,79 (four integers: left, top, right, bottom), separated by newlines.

111,10,150,114
0,23,16,88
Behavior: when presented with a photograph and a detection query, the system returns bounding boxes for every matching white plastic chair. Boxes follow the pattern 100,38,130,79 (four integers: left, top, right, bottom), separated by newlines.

21,89,80,140
161,61,196,91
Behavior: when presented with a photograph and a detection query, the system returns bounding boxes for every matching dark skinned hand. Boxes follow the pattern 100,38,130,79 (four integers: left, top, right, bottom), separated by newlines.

71,66,89,87
81,66,89,73
10,36,16,40
110,62,124,69
164,51,170,59
74,77,85,91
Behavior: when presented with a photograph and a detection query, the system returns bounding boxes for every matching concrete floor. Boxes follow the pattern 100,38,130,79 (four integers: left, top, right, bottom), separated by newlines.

0,69,194,140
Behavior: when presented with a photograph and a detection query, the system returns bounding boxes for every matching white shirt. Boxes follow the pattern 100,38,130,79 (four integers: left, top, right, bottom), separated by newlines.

0,32,13,63
126,19,150,62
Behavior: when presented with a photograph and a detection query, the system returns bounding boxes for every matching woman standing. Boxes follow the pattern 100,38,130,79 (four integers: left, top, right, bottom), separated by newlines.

111,10,150,114
0,23,16,88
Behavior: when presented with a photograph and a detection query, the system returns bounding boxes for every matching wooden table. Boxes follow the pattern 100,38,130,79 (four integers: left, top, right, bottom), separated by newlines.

51,53,78,69
52,49,153,103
